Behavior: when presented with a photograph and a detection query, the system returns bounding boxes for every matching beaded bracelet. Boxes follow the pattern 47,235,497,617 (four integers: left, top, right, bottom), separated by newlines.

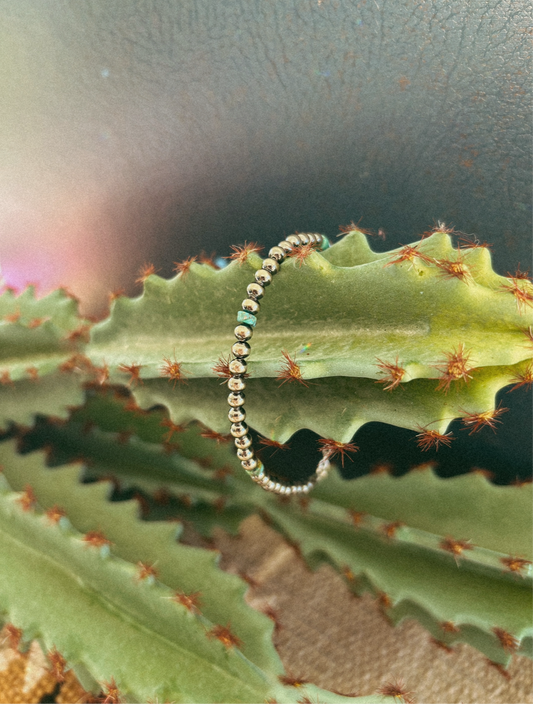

227,233,333,495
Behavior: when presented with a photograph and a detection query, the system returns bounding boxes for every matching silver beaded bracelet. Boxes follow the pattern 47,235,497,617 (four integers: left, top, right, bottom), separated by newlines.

227,233,333,495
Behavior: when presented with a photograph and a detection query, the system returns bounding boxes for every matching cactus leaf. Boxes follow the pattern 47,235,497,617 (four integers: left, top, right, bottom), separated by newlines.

0,440,279,674
0,450,378,703
0,286,90,381
0,479,270,703
129,360,527,442
13,402,532,666
0,285,83,332
88,233,531,382
0,373,85,430
0,225,530,696
243,465,533,666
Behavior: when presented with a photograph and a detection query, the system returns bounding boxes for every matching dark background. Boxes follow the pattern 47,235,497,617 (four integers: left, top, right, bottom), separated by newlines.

0,0,530,481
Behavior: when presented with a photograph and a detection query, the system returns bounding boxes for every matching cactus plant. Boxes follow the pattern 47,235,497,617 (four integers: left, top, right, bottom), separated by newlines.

0,225,531,702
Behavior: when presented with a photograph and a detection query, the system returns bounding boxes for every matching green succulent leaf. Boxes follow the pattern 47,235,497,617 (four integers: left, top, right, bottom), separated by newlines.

0,286,90,381
0,444,380,703
129,360,528,442
88,232,531,382
0,285,83,333
13,402,532,667
254,469,532,662
0,226,530,701
0,441,280,674
0,372,85,430
0,478,269,703
1,232,530,445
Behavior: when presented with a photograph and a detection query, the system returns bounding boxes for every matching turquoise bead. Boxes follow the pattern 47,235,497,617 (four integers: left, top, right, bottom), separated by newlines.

237,310,257,327
320,236,331,251
250,460,264,477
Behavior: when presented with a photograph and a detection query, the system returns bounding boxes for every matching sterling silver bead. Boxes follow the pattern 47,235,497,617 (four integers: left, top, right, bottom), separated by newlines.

229,358,247,375
286,234,301,247
268,246,286,262
247,282,264,300
231,422,248,437
232,341,250,358
228,407,245,423
242,298,260,314
241,457,258,471
255,269,272,286
278,240,294,254
234,434,252,449
235,324,253,341
262,258,279,274
228,391,245,407
297,233,310,245
228,376,246,391
237,447,254,461
306,233,318,244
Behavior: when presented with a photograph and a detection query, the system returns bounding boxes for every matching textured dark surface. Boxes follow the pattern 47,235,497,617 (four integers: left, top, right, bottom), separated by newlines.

0,0,531,275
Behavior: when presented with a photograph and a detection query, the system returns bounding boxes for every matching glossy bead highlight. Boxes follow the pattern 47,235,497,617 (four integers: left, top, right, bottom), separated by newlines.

286,234,301,247
247,282,264,300
255,269,272,286
234,324,253,341
231,422,248,438
231,341,251,358
278,240,293,254
242,298,260,314
228,392,245,407
268,246,286,262
229,358,247,375
262,258,279,274
234,434,252,449
228,407,246,423
228,376,246,391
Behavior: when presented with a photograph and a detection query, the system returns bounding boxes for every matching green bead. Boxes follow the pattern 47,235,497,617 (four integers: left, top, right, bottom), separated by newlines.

237,311,257,327
320,236,331,251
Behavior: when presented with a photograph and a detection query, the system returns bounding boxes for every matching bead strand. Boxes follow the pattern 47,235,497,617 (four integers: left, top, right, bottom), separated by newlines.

228,233,332,495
